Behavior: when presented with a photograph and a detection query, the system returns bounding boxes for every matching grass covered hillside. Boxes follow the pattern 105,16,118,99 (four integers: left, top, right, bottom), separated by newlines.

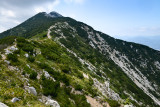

0,31,156,107
0,12,160,107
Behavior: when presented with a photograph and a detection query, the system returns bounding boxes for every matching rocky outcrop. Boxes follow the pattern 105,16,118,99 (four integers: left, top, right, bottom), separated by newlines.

43,70,56,81
46,99,60,107
4,45,18,55
86,96,110,107
83,73,89,79
29,87,37,96
25,86,37,96
93,78,121,101
40,96,60,107
0,102,8,107
11,97,20,103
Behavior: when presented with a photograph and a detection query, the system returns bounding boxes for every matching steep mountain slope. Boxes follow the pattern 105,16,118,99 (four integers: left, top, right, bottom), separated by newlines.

0,12,63,39
0,12,160,107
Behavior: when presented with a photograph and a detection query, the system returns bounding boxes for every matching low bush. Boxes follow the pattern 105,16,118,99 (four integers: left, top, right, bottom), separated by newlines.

17,38,34,54
61,74,70,86
0,55,2,60
61,65,71,73
7,53,18,62
70,94,90,107
28,56,35,62
41,48,59,61
29,71,38,80
38,62,49,69
107,99,120,107
76,71,83,79
0,36,16,50
75,84,83,91
42,76,60,97
64,87,72,95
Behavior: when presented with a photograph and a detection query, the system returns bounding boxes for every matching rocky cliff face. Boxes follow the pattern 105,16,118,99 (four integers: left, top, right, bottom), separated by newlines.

0,12,160,107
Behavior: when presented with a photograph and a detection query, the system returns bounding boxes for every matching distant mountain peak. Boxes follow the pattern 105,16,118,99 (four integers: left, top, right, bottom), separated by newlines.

45,11,63,18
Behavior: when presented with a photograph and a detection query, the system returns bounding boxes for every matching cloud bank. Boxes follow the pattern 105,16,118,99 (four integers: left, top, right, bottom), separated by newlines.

0,0,60,32
0,0,85,33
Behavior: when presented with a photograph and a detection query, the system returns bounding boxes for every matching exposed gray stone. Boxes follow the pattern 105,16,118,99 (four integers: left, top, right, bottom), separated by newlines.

45,99,60,107
0,102,8,107
11,97,20,103
40,96,60,107
29,87,37,96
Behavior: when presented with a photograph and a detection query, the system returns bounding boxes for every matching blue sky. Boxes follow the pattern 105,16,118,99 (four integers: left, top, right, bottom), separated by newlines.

0,0,160,37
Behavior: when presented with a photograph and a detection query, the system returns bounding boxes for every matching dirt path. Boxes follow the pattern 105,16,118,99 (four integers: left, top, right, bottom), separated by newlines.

86,96,110,107
47,26,54,39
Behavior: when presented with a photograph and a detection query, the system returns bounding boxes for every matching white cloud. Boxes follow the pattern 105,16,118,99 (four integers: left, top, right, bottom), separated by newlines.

34,0,60,13
0,26,7,33
0,0,60,33
0,8,16,18
0,0,87,33
64,0,85,4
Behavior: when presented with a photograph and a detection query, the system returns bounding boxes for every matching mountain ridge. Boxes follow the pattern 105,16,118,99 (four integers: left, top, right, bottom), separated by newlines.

0,11,160,107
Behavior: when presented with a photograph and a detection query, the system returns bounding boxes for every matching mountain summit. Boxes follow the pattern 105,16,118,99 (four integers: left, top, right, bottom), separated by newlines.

0,12,160,107
45,11,63,18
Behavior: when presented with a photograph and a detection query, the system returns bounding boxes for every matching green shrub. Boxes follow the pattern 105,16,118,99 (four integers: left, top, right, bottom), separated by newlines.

61,65,71,73
0,36,16,50
64,87,72,95
87,87,98,97
7,53,18,62
77,71,83,79
17,38,34,54
21,44,34,54
61,74,70,86
29,71,38,80
28,56,35,62
96,71,102,76
13,49,20,54
0,55,2,60
23,66,32,74
45,67,54,75
41,48,59,61
17,37,26,43
38,63,49,69
107,99,120,107
22,71,26,75
42,77,60,97
75,84,83,91
70,94,90,107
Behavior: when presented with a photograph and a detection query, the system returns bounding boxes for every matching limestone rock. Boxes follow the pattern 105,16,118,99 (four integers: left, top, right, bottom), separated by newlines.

83,73,89,79
44,70,50,79
45,99,60,107
11,97,20,103
29,87,37,96
0,102,8,107
40,96,60,107
24,53,29,58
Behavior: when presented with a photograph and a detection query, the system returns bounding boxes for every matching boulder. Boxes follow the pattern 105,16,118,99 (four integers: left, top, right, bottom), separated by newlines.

11,97,20,103
29,87,37,96
44,71,50,79
40,96,60,107
25,53,29,58
0,102,8,107
45,99,60,107
83,73,89,79
4,60,10,65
